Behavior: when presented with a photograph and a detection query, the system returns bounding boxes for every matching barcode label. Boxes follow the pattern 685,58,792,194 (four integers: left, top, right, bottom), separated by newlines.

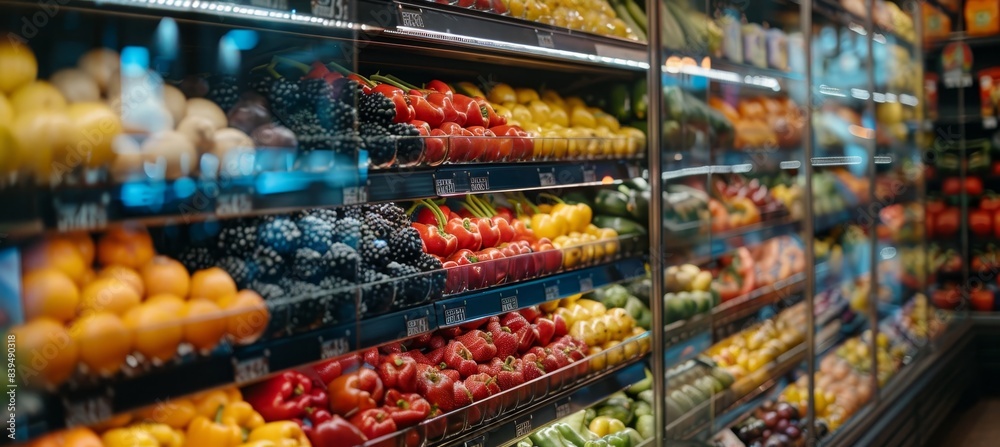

555,398,572,418
444,307,467,325
539,172,556,186
579,276,594,292
544,284,560,301
470,176,490,192
537,33,555,48
64,394,113,427
234,356,269,384
216,193,252,217
514,418,533,437
321,336,350,359
343,186,368,205
55,194,109,232
435,178,457,195
501,296,519,312
406,316,430,336
399,9,425,28
583,168,597,183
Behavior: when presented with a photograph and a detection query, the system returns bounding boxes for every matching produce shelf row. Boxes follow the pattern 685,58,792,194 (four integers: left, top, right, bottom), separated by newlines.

20,256,645,437
0,159,642,238
667,217,801,265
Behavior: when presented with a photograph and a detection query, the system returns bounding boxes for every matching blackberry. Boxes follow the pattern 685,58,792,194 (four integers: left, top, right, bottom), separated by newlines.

388,122,424,166
217,218,259,257
360,270,395,317
318,275,356,324
279,279,324,331
292,248,329,282
327,242,360,281
265,78,304,122
338,205,364,220
284,109,335,152
254,245,286,282
359,92,395,126
387,262,430,307
388,227,423,263
217,256,259,288
414,253,446,300
359,235,391,270
332,217,362,248
205,74,240,111
300,79,357,134
247,74,273,97
177,246,216,272
250,281,286,301
366,203,411,230
359,122,396,166
362,211,394,240
330,132,364,156
332,78,361,106
258,215,301,255
295,215,336,254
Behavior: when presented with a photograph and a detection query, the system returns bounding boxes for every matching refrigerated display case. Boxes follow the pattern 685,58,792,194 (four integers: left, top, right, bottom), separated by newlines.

0,0,979,445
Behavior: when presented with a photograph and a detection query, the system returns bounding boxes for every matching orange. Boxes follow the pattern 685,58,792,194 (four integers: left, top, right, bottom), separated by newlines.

69,312,131,375
79,268,96,286
67,232,96,266
141,255,191,298
181,299,227,352
21,268,79,322
123,303,182,362
134,398,196,428
219,290,270,345
97,265,145,296
96,226,155,269
145,293,186,314
79,277,141,316
189,267,237,302
27,427,102,447
9,318,78,386
21,237,87,285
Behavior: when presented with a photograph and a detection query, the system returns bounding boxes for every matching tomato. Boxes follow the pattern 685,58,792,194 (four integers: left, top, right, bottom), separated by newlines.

939,250,962,273
994,209,1000,239
967,177,985,196
970,209,994,236
942,177,961,196
931,287,960,310
971,288,995,311
935,207,960,237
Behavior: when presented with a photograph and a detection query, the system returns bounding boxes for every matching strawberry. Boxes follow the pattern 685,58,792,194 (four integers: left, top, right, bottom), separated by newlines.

487,321,519,359
428,335,447,349
443,341,479,378
539,350,561,372
378,353,418,393
518,306,542,323
400,350,431,365
496,356,525,390
552,314,568,337
457,330,498,362
527,346,547,358
416,364,457,411
379,343,405,355
501,312,530,332
453,381,473,407
478,357,506,376
464,373,501,401
426,347,447,365
535,317,555,345
559,342,587,362
515,325,538,354
548,346,570,368
410,333,433,349
439,368,461,382
521,353,546,381
363,348,381,366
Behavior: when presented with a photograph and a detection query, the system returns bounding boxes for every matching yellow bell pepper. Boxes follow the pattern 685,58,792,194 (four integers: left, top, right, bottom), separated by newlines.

531,213,567,240
185,405,243,447
589,416,626,437
191,389,233,418
245,421,310,447
222,401,265,433
135,398,197,429
104,424,185,447
575,299,606,314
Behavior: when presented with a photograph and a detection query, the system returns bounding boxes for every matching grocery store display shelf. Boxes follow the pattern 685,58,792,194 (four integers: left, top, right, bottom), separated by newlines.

712,272,808,329
810,0,916,50
0,159,642,237
670,217,801,266
664,315,712,368
22,256,644,438
715,149,804,171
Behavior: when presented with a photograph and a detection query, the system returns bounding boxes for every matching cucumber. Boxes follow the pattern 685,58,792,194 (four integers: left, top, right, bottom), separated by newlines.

624,0,647,33
613,2,647,42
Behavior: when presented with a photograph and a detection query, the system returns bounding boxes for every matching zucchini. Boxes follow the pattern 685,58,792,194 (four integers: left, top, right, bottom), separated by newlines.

624,0,647,33
594,189,631,217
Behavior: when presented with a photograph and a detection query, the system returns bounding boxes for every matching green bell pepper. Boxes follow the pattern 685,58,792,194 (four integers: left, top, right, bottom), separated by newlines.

584,408,597,427
599,285,631,309
604,432,631,447
634,415,654,441
530,426,566,447
633,401,651,418
555,423,590,447
636,390,653,406
594,189,631,217
623,297,650,330
628,368,652,396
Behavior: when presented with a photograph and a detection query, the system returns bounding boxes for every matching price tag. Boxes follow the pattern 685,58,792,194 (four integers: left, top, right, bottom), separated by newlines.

321,336,351,359
234,355,270,384
64,394,113,427
343,186,369,205
582,167,597,183
554,398,572,419
216,193,252,217
444,306,467,325
54,194,109,232
435,178,457,195
312,0,349,19
626,164,640,179
406,316,430,336
579,275,594,293
470,176,490,192
500,295,519,312
985,117,998,129
514,417,533,437
539,171,556,186
399,8,425,28
249,0,287,9
465,436,486,447
544,284,560,301
537,32,555,48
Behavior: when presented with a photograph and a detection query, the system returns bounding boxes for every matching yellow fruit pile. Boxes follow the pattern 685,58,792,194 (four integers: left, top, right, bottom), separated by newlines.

503,0,641,40
486,84,645,159
549,295,647,370
14,227,269,387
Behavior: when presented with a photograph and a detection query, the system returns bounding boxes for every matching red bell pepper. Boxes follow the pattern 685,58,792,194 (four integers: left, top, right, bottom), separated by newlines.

408,94,445,127
492,217,515,243
427,92,465,126
971,208,994,236
453,94,488,128
465,126,492,162
327,368,385,418
301,410,368,447
377,354,418,393
415,200,458,257
350,408,398,440
303,61,331,80
446,218,483,251
372,84,415,123
383,390,432,427
442,341,479,378
983,192,1000,211
936,207,960,238
475,97,505,127
455,330,498,363
426,80,454,98
530,238,563,274
477,247,508,285
244,371,329,422
440,121,474,162
415,363,457,411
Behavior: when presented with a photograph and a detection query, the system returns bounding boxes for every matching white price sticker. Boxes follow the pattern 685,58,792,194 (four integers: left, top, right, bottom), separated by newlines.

64,395,113,427
435,178,457,195
500,296,519,312
582,168,597,183
321,337,351,359
515,418,533,437
406,316,430,336
234,356,269,384
343,186,369,205
555,399,572,418
444,307,467,326
537,33,555,48
544,284,560,301
539,172,556,186
579,276,594,293
470,176,490,192
55,195,109,232
399,9,425,28
217,193,252,217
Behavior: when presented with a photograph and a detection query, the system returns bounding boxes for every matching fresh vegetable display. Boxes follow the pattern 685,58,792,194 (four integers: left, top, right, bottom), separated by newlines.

708,96,804,150
665,359,735,418
712,236,806,304
705,303,807,383
663,264,715,323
